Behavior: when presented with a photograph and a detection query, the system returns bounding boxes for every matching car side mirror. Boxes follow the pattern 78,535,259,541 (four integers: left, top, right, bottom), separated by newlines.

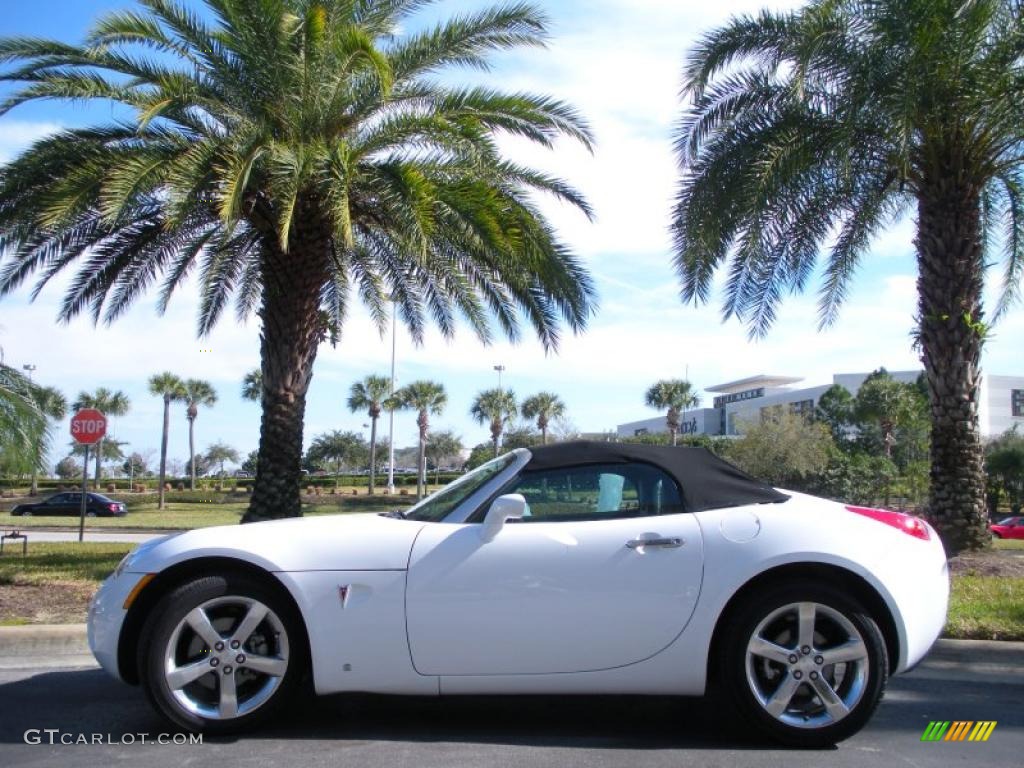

480,494,527,542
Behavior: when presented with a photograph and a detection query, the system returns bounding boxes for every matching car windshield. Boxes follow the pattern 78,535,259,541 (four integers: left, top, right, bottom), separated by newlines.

404,453,518,523
90,493,115,503
996,517,1019,526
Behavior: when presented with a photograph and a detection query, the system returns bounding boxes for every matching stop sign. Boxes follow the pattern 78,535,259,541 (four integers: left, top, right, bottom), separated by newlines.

70,408,107,445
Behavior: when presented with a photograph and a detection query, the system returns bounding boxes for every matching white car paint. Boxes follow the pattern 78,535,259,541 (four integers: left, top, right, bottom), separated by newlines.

406,513,703,675
88,450,948,703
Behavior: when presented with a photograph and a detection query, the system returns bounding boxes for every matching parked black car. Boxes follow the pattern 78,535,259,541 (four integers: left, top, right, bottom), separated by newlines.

11,492,127,517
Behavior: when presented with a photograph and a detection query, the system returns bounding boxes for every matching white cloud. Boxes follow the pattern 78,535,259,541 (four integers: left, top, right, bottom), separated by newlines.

0,120,62,162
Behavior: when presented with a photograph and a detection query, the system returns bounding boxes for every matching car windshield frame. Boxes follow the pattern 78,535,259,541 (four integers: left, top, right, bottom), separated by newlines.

403,452,523,523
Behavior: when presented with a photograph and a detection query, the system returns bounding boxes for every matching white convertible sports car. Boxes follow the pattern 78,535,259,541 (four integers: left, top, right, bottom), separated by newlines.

88,441,949,746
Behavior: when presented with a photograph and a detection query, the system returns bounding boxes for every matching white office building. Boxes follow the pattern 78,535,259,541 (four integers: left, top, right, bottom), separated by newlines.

617,371,1024,440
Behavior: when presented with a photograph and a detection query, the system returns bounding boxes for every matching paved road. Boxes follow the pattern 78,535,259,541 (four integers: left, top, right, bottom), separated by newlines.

0,530,162,544
0,653,1019,768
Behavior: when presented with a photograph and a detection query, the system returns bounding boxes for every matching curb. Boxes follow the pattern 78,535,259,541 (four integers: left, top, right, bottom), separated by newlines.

0,623,89,655
929,637,1024,662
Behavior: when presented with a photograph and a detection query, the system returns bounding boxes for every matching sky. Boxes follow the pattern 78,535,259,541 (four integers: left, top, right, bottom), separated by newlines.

1,0,1022,472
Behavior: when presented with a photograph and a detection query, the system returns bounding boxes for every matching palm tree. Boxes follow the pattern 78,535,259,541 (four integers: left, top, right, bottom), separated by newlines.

241,369,262,403
205,441,240,479
0,364,47,478
182,379,217,490
306,430,366,489
147,373,184,509
644,380,700,446
424,429,464,485
28,385,67,495
471,388,518,457
673,0,1024,552
347,375,391,494
0,0,596,523
72,388,131,489
393,381,447,499
521,392,566,445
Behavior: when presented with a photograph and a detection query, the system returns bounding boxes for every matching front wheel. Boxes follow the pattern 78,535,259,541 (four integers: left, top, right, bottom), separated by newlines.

138,573,306,733
719,582,888,747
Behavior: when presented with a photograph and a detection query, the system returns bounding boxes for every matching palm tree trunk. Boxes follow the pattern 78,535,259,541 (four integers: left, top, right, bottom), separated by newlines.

244,225,330,523
491,419,501,457
158,395,170,510
418,435,426,499
94,438,103,489
916,154,989,553
188,415,196,491
539,414,549,445
417,410,428,499
369,416,378,495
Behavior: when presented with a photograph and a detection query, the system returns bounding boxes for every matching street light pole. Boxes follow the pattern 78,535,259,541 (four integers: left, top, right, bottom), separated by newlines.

387,299,397,495
22,363,36,382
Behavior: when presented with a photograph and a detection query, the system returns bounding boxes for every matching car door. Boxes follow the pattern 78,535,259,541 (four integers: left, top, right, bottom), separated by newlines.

41,493,71,515
406,461,704,676
1011,518,1024,540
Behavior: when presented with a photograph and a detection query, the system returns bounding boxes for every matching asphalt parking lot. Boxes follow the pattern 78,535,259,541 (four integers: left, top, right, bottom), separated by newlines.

0,645,1020,768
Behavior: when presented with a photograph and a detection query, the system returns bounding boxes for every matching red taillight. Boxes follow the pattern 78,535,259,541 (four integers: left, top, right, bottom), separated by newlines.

108,503,118,512
845,505,931,540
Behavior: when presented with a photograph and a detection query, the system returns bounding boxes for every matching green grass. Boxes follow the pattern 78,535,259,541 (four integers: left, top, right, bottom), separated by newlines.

993,538,1024,550
946,575,1024,641
2,496,407,531
0,542,132,585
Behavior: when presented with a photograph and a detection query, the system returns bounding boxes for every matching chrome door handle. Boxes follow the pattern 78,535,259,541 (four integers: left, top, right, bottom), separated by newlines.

626,537,684,549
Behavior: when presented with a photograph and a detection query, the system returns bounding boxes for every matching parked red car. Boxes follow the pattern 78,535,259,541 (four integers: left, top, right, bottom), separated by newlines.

990,516,1024,539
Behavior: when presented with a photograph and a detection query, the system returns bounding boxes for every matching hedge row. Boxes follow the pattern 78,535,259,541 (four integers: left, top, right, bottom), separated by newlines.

3,471,462,493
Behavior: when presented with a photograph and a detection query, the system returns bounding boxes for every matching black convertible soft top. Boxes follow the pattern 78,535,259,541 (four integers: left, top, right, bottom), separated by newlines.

523,441,789,512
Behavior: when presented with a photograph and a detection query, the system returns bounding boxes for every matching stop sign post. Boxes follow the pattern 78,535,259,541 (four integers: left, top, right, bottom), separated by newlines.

70,409,107,542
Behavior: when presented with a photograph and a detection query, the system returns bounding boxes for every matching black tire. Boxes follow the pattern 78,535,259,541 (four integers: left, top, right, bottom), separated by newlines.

21,510,32,517
85,511,97,518
718,581,888,748
992,532,1002,539
138,573,307,733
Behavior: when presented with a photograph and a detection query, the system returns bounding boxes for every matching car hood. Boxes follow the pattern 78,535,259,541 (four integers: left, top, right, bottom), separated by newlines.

126,512,428,573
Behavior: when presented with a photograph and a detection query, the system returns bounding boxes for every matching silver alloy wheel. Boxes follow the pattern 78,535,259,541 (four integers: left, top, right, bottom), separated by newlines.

163,595,290,720
745,601,869,729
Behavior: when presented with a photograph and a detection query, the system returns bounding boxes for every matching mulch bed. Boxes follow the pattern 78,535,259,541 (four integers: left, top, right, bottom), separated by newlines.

0,581,95,625
947,548,1024,578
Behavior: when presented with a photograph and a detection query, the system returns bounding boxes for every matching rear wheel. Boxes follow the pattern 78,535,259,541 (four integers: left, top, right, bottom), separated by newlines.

719,582,888,747
21,510,32,517
138,573,306,733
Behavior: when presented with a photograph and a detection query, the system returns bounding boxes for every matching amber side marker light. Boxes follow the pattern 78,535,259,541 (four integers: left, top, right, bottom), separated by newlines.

846,505,931,541
123,573,156,609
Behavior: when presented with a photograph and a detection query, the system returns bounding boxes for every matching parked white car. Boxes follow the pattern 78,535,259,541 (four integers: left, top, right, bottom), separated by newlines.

88,442,948,746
